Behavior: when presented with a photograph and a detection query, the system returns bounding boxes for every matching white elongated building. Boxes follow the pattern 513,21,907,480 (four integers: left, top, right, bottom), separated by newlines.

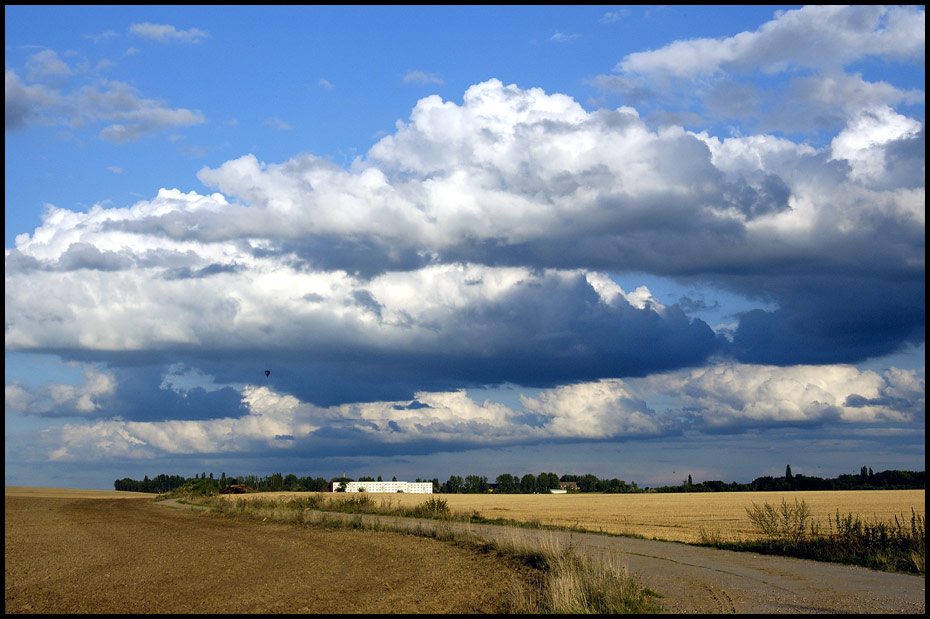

332,480,433,493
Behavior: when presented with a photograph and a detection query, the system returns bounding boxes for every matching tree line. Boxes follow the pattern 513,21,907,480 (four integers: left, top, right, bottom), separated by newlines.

115,466,923,494
113,471,330,493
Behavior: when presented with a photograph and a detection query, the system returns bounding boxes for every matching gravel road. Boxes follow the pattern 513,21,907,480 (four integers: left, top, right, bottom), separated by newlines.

288,507,926,614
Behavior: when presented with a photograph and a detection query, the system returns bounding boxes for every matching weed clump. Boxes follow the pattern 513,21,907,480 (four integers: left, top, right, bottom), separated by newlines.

746,498,816,548
740,499,925,574
406,496,451,518
502,533,660,614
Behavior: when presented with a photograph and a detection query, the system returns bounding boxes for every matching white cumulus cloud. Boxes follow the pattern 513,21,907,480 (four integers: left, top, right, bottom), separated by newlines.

25,361,923,462
129,22,209,43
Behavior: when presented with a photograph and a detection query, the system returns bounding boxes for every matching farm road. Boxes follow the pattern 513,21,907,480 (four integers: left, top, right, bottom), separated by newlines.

255,506,926,614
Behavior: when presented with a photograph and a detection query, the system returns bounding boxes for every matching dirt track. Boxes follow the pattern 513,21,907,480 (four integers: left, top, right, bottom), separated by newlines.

5,491,926,614
4,495,532,614
477,522,926,613
273,507,927,614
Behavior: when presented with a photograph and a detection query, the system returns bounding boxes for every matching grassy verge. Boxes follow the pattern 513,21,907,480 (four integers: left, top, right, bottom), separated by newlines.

697,498,925,575
201,492,647,537
176,491,924,575
195,494,660,614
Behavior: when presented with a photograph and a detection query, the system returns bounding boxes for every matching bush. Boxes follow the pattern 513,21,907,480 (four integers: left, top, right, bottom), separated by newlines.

329,494,376,513
742,500,925,574
745,498,815,547
408,497,451,518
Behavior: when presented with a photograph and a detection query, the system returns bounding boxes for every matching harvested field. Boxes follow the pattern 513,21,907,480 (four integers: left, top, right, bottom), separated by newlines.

4,488,536,614
4,486,154,499
229,489,926,543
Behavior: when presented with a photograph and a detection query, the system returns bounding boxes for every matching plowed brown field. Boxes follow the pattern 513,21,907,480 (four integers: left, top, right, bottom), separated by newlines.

4,489,534,614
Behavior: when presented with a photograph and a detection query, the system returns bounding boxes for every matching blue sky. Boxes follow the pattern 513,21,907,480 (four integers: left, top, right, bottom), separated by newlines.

5,5,925,490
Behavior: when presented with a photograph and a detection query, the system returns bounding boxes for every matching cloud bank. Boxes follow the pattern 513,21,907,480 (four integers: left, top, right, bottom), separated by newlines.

5,49,204,139
7,79,923,379
8,362,922,462
599,5,925,134
5,6,924,471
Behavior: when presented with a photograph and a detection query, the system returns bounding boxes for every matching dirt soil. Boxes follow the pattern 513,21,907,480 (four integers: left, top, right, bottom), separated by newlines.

4,495,533,614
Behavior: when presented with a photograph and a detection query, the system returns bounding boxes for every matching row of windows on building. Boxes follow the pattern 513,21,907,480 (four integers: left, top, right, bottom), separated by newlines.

332,480,434,493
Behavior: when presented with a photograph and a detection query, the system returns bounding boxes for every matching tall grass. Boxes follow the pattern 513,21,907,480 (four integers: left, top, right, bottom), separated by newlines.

200,495,658,613
701,498,925,574
501,533,659,614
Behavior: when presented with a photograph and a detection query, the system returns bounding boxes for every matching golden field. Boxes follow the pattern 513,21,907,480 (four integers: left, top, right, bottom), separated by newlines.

224,489,925,543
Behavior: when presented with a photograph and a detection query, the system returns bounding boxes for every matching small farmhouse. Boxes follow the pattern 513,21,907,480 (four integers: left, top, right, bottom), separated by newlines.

332,480,433,493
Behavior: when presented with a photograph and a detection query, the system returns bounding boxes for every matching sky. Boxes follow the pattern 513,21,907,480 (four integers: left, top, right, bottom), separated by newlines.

5,5,925,491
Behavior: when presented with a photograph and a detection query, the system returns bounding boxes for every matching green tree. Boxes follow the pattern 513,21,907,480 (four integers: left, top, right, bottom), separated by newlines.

536,472,560,491
464,475,488,493
578,474,601,492
445,475,463,493
520,473,537,493
496,473,517,493
302,476,328,491
605,478,629,493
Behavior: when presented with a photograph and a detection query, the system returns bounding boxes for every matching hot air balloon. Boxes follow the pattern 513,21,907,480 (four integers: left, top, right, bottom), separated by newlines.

264,370,271,377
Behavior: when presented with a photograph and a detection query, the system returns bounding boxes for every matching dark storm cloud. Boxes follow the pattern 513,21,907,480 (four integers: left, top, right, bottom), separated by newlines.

94,271,719,410
877,128,925,190
731,275,925,366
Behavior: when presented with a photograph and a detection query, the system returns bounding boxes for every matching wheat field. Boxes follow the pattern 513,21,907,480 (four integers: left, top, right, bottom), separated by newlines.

8,486,922,543
229,489,925,543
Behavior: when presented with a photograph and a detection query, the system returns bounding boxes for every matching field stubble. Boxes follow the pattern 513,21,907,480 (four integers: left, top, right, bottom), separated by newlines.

4,488,537,614
228,489,926,544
